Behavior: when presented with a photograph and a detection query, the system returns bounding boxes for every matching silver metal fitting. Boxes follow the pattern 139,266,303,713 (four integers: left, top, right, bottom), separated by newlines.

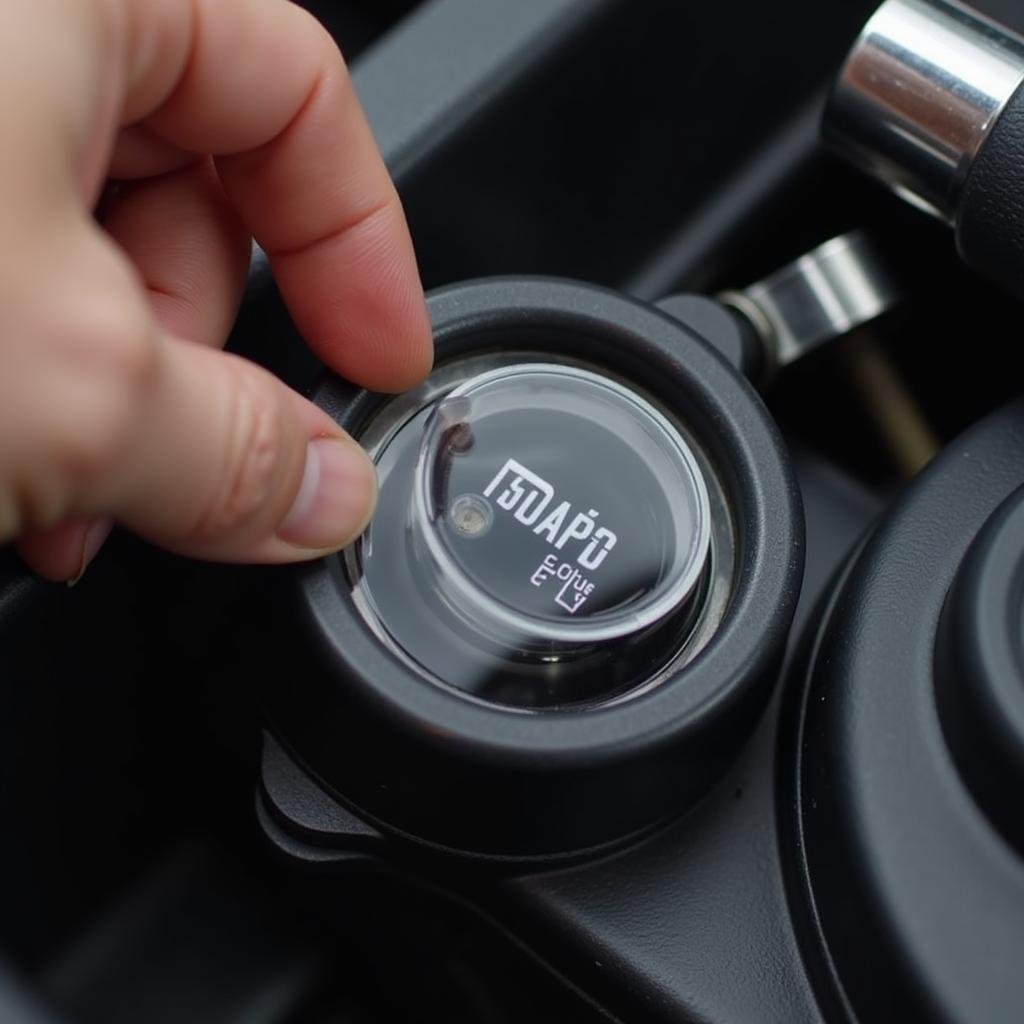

824,0,1024,222
720,230,900,371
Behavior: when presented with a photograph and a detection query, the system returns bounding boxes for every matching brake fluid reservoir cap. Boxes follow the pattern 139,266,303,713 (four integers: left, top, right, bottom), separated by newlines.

357,363,712,709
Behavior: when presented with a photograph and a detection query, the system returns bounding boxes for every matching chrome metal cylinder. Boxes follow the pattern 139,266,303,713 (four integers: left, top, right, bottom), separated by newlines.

720,230,900,370
824,0,1024,221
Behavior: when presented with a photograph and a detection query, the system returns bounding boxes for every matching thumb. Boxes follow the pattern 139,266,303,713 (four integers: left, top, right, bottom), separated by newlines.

2,224,377,566
99,334,377,563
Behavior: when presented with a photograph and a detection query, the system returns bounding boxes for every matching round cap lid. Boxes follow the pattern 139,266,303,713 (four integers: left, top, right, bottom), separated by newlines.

411,364,710,647
356,363,712,709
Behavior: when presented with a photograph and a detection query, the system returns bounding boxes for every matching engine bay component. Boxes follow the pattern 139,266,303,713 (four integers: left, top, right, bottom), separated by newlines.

261,277,803,858
10,1,1024,1019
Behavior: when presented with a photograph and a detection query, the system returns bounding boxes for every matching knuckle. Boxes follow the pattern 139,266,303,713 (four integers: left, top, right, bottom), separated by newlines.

191,369,284,542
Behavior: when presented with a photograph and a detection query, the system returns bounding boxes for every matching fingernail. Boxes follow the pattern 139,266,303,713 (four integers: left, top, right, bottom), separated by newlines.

278,437,377,550
68,518,114,587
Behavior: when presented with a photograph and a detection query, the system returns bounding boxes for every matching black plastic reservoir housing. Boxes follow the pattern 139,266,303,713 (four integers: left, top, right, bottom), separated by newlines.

261,277,804,859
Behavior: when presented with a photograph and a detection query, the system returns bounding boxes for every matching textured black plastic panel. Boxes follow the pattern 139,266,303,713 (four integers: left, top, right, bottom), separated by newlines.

958,80,1024,301
789,400,1024,1024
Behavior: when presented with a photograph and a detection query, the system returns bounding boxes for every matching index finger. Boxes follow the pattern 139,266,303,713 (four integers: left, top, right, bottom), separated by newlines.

123,0,433,391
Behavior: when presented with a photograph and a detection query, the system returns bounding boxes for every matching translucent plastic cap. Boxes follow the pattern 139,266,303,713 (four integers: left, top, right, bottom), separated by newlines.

356,363,713,709
411,365,710,647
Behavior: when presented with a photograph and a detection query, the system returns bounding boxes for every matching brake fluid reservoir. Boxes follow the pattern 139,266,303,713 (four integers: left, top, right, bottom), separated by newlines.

264,277,802,857
354,364,711,709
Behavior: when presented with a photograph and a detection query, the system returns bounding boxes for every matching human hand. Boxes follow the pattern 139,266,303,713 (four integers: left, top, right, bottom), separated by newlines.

0,0,433,583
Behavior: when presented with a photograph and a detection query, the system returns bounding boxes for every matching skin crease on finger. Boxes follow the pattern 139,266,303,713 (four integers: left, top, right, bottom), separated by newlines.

0,0,433,579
